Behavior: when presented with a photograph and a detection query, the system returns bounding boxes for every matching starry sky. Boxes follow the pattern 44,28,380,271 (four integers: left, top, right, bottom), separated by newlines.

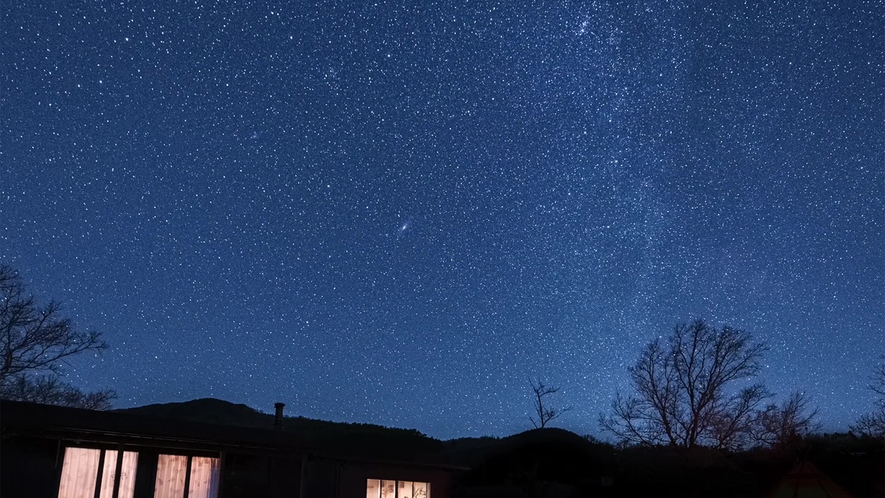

2,1,883,440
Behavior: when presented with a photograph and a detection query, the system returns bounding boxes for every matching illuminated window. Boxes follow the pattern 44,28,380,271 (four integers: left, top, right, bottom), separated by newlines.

154,454,221,498
398,481,414,498
366,479,430,498
57,447,138,498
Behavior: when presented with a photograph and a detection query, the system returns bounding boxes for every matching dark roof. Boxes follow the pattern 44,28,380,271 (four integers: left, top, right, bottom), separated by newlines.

2,399,316,453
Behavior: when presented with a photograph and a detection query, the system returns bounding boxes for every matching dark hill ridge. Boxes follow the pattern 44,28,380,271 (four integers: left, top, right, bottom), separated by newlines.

118,398,268,428
115,399,603,469
119,398,427,437
458,428,617,490
114,399,603,469
117,398,447,462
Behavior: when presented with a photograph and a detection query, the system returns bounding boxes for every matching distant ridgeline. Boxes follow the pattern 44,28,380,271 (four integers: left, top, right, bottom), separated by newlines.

117,398,445,461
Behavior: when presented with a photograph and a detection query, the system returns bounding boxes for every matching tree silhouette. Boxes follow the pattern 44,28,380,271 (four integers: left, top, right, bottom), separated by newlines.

0,265,115,409
529,378,572,429
752,391,820,448
850,356,885,438
600,319,769,449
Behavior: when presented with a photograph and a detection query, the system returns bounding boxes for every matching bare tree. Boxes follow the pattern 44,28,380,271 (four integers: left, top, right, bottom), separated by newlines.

2,373,115,410
850,356,885,438
709,383,772,450
529,378,572,429
600,319,769,449
0,265,115,409
752,391,820,448
851,411,885,439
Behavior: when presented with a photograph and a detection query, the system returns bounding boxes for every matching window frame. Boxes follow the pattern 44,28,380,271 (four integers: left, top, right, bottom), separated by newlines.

56,444,222,498
56,444,139,498
153,453,221,498
367,478,430,498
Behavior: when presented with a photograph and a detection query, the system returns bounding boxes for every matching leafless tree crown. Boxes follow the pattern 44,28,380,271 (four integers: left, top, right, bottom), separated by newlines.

752,391,820,448
600,319,770,450
0,265,115,409
529,378,572,429
2,372,114,410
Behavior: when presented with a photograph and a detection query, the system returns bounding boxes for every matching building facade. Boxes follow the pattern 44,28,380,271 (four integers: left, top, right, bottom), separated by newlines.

0,400,460,498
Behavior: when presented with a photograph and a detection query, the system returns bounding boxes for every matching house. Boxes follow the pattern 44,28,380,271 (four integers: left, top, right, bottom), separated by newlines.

0,400,463,498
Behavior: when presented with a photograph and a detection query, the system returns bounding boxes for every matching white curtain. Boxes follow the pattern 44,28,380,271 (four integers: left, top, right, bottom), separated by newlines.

154,455,188,498
153,455,220,498
413,482,429,498
366,479,381,498
381,480,396,498
187,456,220,498
58,448,139,498
97,450,139,498
398,481,414,498
58,447,101,498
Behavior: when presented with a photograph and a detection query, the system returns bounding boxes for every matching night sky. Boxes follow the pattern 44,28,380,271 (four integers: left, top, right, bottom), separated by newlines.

2,1,883,440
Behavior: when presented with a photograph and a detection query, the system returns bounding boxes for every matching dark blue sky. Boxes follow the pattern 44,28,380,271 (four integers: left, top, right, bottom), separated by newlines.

2,1,883,439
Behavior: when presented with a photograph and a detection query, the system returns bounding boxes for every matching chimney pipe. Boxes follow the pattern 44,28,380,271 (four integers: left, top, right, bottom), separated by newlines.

274,402,285,430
